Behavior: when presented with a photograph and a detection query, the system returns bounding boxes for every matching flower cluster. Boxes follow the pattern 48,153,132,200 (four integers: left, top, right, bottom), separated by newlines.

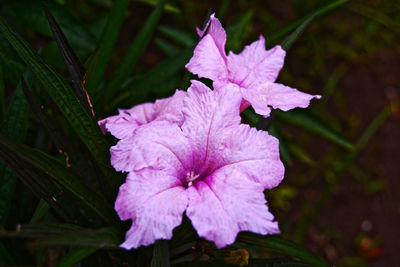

100,14,320,249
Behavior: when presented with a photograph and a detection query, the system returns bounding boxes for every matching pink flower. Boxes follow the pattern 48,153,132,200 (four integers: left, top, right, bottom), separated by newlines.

98,90,186,139
112,81,284,249
186,14,321,117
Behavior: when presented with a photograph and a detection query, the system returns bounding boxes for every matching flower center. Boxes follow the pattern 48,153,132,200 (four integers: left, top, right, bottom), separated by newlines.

185,171,200,187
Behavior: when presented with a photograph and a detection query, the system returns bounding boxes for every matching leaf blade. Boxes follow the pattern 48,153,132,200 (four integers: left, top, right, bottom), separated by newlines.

237,233,329,267
276,109,354,150
101,0,167,101
151,240,170,267
85,0,130,94
0,16,120,189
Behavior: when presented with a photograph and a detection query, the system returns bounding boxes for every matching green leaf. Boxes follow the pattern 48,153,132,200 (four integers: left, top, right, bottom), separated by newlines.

0,223,122,248
110,50,191,110
237,233,329,267
0,66,5,120
85,0,130,95
30,199,50,223
280,13,315,51
0,134,118,226
152,240,170,267
269,0,349,43
226,11,253,52
249,258,312,267
43,4,93,116
0,80,29,226
0,39,25,85
56,248,96,267
156,38,182,56
0,17,120,189
158,25,195,47
276,109,354,150
0,242,15,265
269,123,292,165
135,0,180,14
6,0,96,53
101,0,167,101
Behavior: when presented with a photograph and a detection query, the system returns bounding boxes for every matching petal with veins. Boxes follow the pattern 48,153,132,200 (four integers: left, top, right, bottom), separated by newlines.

185,33,228,88
115,170,187,249
227,36,286,90
241,82,321,116
98,90,186,139
182,82,242,170
110,121,192,175
214,124,284,189
186,168,279,248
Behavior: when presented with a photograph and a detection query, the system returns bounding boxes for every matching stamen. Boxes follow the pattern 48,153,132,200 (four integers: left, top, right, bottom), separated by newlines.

186,171,200,186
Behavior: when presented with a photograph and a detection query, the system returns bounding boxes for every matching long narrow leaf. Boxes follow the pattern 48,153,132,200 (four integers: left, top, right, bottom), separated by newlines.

0,223,122,248
0,134,118,226
276,109,354,150
269,0,349,42
158,25,195,47
21,78,99,184
56,248,96,267
0,17,120,189
0,66,5,120
0,242,15,265
43,3,94,116
85,0,130,94
30,199,50,223
102,0,167,101
6,0,96,53
281,13,315,51
237,233,329,267
0,81,28,226
0,147,78,222
152,240,170,267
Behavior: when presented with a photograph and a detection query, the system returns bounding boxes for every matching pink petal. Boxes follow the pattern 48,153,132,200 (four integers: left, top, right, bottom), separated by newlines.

151,90,186,125
98,90,186,139
186,168,280,248
212,124,285,189
181,82,242,169
186,15,228,89
98,103,154,139
241,82,321,116
110,121,192,174
227,36,286,90
115,170,187,249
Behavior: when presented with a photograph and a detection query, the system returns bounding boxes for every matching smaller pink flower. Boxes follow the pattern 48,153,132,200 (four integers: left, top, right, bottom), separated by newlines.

98,90,186,139
186,14,320,117
113,81,284,249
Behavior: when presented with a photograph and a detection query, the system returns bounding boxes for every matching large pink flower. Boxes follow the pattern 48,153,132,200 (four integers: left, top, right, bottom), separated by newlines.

112,81,284,249
98,90,186,139
186,14,320,116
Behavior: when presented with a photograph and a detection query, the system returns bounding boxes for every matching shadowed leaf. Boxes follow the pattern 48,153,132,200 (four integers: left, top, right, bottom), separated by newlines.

0,17,120,189
276,109,354,150
0,134,118,226
0,223,122,248
269,0,349,42
56,248,97,267
237,233,329,267
281,13,315,51
42,3,94,116
101,0,167,102
158,25,195,47
85,0,130,95
5,0,96,53
152,240,170,267
0,79,29,226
